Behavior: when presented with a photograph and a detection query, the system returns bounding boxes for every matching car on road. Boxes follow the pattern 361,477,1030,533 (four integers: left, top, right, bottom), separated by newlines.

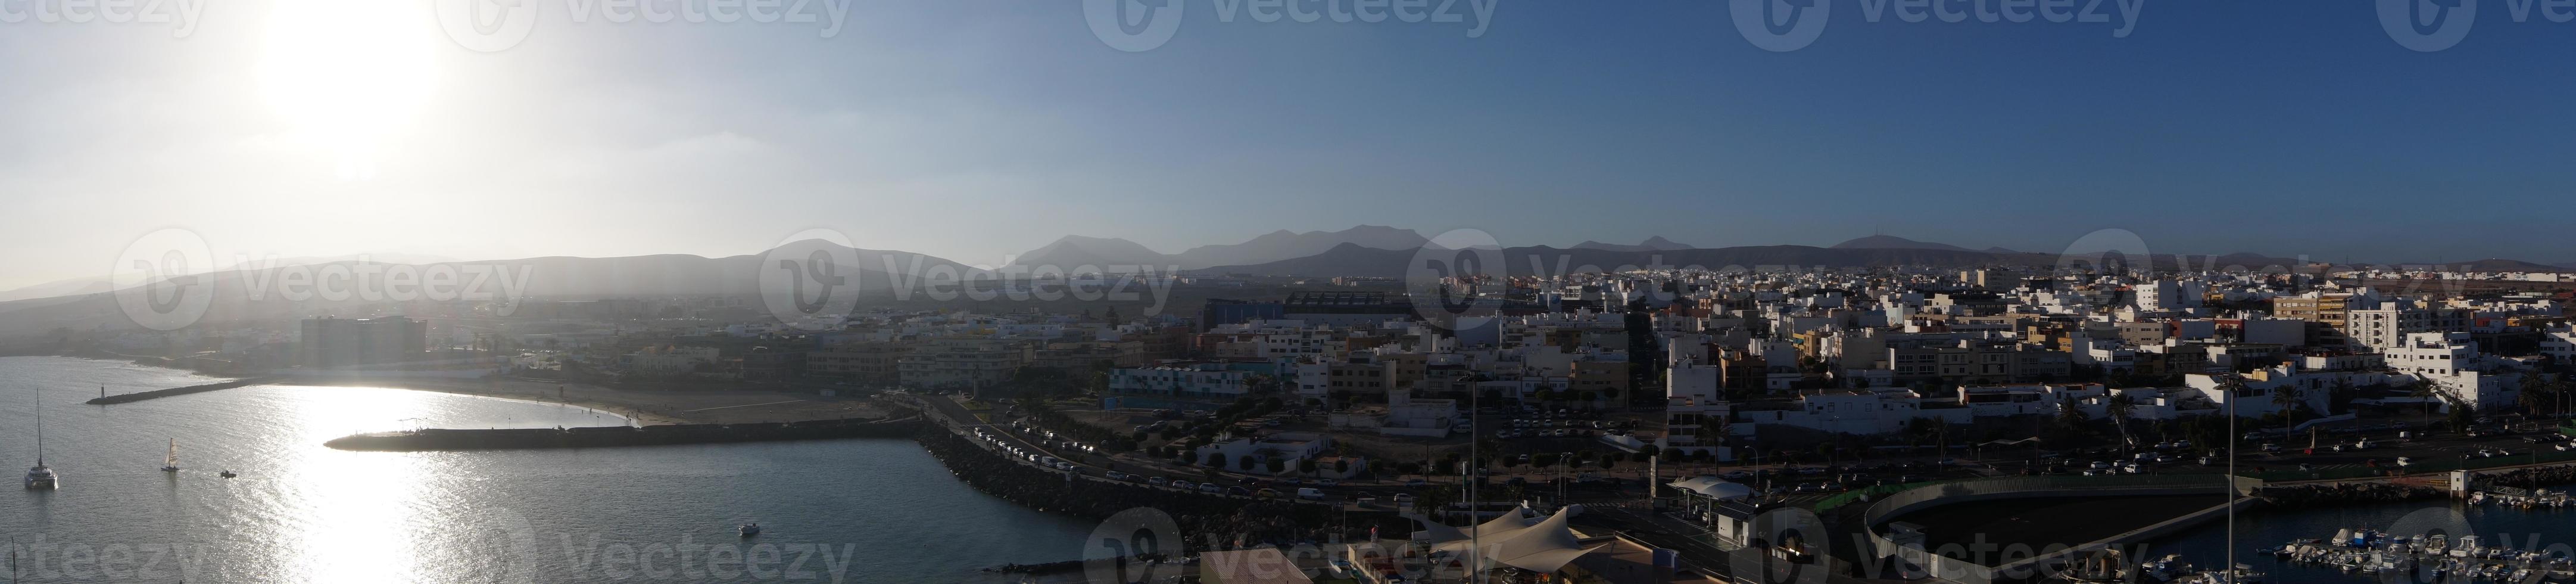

1147,476,1167,486
1317,479,1339,487
1256,488,1281,498
1105,471,1130,481
1199,484,1223,495
1405,479,1427,487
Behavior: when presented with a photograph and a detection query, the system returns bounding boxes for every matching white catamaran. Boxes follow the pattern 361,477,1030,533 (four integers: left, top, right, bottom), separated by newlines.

160,439,179,473
24,396,57,490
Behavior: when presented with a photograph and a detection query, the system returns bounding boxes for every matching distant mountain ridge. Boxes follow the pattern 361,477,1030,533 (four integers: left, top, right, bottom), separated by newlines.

1830,235,1981,253
1009,225,1430,270
1572,236,1694,253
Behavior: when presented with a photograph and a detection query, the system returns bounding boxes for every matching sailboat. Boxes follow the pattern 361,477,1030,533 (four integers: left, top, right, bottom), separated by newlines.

160,439,179,473
24,396,57,490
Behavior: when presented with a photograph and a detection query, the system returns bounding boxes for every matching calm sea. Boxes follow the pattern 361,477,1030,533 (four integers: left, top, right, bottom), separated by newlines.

0,356,1091,583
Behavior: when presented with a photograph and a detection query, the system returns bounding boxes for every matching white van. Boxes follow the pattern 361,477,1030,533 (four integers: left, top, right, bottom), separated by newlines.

1296,487,1324,500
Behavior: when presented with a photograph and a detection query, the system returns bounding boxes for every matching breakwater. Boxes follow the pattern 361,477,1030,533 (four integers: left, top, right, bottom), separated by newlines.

322,416,922,451
86,376,285,405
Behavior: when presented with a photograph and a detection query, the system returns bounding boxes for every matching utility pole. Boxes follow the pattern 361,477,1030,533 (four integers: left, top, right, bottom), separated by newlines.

1468,378,1481,584
2225,378,2240,583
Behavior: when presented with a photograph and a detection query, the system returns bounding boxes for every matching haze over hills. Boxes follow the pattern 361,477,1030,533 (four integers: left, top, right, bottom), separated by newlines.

1829,235,1984,253
1008,225,1430,271
0,244,983,340
0,252,463,304
1571,236,1694,253
7,227,2571,341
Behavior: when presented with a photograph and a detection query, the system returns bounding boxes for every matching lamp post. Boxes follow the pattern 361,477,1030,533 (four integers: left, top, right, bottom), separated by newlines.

2225,378,2240,583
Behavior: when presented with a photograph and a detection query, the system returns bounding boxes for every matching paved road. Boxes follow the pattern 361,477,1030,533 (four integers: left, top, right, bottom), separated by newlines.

899,393,1373,506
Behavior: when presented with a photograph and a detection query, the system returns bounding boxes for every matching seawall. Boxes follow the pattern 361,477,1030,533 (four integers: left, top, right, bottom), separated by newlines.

322,416,923,451
86,376,286,405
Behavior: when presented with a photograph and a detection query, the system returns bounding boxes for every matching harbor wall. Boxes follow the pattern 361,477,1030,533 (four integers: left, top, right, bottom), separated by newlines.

85,376,285,405
322,416,922,451
1863,476,2263,584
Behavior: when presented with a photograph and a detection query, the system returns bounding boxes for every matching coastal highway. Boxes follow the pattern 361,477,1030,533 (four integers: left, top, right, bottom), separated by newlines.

900,393,1373,506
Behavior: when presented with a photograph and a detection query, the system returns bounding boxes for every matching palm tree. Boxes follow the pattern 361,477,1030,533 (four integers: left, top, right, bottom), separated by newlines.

2271,386,2302,428
2410,382,2440,430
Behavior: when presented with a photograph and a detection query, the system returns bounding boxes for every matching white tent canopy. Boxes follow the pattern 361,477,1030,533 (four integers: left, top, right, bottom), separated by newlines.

1668,476,1753,499
1418,506,1607,574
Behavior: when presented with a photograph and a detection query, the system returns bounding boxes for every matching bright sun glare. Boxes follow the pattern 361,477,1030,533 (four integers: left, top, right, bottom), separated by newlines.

257,0,438,181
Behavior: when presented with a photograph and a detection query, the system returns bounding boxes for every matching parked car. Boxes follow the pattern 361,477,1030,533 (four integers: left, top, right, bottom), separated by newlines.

1147,476,1168,486
1296,487,1325,499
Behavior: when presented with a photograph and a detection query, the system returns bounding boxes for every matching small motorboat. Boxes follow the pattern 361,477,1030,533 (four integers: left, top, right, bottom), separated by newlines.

218,470,238,479
738,523,760,538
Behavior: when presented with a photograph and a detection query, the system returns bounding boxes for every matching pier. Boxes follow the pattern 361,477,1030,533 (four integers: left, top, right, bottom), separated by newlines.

86,376,287,405
320,415,923,451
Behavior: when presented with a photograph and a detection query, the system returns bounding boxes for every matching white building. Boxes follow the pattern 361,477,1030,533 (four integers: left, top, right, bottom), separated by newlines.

2386,332,2520,412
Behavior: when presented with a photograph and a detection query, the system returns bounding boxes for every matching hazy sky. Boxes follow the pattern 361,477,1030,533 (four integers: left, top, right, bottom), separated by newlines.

3,0,2570,290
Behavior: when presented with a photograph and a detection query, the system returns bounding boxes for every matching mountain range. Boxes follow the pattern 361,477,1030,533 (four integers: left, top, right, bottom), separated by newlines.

1571,237,1695,253
4,228,2569,343
1009,225,1430,270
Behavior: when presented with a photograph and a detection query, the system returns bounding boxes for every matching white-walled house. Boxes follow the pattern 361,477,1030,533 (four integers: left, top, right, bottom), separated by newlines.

2386,332,2522,412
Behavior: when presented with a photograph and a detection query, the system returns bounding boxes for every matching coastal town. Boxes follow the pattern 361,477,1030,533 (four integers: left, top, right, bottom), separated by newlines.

31,246,2576,584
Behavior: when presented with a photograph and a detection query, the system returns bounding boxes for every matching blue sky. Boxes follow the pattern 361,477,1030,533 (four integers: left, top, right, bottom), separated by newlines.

1,0,2569,290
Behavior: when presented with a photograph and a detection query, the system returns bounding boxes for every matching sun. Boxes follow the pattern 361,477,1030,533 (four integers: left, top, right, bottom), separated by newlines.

257,0,439,179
